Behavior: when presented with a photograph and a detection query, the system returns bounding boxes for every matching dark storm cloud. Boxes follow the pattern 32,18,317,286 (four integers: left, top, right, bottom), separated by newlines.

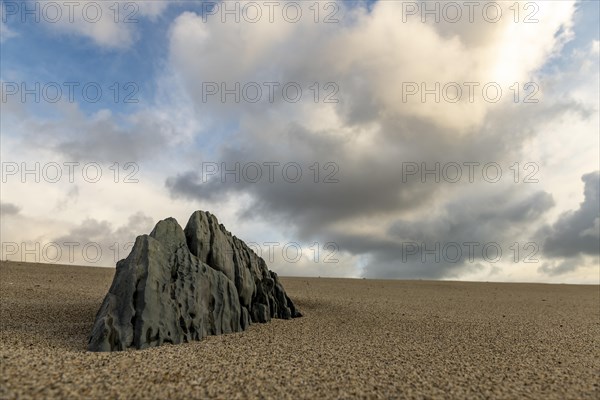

52,212,155,265
538,171,600,259
54,212,155,245
388,190,555,241
166,171,228,203
54,219,114,244
360,189,554,279
166,100,571,227
56,126,168,164
2,96,174,164
166,154,436,234
0,202,21,216
49,114,171,164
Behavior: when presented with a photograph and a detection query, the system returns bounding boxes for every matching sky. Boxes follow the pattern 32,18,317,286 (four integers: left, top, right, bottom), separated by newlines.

1,0,598,283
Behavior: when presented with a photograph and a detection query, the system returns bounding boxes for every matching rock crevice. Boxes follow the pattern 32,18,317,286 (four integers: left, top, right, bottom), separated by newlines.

88,211,301,352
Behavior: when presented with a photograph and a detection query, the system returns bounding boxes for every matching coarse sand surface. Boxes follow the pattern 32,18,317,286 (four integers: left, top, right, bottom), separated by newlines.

1,261,598,399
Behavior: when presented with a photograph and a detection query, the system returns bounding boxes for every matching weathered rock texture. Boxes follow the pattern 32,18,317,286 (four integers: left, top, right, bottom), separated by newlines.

88,211,301,352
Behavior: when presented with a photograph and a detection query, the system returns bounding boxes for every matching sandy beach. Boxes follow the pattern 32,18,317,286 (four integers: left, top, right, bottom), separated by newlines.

0,261,598,399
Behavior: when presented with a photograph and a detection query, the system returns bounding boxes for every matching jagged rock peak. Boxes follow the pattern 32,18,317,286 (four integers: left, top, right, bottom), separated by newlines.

87,211,301,352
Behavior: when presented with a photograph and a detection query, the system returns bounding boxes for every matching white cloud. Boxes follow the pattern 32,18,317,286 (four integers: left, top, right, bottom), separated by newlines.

0,5,18,42
169,1,575,133
25,0,172,48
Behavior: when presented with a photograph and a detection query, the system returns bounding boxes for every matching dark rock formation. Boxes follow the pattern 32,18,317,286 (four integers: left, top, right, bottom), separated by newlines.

88,211,301,352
